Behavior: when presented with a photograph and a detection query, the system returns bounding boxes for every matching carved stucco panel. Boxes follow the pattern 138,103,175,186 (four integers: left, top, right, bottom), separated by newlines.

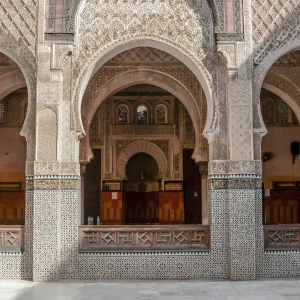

229,105,252,161
0,0,36,55
72,0,217,137
37,107,58,162
217,43,236,69
252,0,300,64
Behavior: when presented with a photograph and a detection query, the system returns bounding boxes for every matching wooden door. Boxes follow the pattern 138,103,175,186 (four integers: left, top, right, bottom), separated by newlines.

183,149,201,224
264,189,300,224
125,192,159,224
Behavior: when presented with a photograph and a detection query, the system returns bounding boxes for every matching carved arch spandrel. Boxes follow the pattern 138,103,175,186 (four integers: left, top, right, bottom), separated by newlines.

73,39,215,139
117,141,167,179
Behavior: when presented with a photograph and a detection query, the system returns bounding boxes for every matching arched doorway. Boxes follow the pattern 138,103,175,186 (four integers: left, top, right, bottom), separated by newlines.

0,52,27,226
82,83,204,226
125,152,160,224
80,46,209,227
260,50,300,225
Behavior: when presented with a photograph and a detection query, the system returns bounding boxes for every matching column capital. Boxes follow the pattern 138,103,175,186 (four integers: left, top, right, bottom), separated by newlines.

196,161,208,178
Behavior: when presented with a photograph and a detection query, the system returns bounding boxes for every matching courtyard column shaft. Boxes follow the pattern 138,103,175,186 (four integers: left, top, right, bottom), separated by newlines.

217,38,262,279
197,161,208,224
31,43,81,281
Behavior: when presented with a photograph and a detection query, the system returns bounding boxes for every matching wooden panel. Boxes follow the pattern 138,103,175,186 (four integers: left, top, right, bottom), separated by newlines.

100,191,122,225
264,224,300,250
0,192,25,225
125,192,159,224
159,191,184,224
264,189,300,224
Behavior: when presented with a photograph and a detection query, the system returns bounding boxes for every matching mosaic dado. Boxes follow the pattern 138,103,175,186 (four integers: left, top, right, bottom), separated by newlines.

209,178,262,190
26,177,81,190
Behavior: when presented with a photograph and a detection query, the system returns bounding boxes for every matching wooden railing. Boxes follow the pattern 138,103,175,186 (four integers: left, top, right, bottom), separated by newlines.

264,224,300,250
78,225,210,252
0,225,24,252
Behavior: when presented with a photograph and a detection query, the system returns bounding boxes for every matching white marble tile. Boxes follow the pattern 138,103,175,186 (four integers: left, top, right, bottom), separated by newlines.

225,294,286,300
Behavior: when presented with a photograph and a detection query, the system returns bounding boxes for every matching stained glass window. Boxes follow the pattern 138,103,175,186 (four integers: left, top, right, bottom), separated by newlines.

118,105,128,123
0,102,4,123
156,105,166,123
278,101,288,123
136,105,147,124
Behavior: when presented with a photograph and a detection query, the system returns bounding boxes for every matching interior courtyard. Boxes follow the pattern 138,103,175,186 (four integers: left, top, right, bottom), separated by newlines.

0,0,300,283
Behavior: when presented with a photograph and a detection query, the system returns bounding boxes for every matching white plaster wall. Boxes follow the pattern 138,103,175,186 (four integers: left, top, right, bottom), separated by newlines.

262,127,300,188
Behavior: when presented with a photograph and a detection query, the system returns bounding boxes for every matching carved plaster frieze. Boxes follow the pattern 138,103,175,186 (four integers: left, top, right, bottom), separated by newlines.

208,160,262,176
209,178,262,190
26,178,81,190
34,162,60,175
31,162,80,176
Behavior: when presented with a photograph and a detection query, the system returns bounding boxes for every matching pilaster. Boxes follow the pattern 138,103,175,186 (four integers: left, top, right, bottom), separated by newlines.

31,38,81,280
216,10,262,277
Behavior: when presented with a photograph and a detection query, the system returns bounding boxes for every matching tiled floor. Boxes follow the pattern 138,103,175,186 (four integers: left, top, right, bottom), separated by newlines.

0,279,300,300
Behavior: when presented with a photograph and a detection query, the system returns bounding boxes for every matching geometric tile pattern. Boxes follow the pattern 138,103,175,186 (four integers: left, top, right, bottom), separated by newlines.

1,176,299,280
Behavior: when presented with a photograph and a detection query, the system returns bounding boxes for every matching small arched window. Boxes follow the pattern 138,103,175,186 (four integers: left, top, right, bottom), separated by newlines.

117,105,128,123
136,105,147,124
277,101,288,123
156,104,167,123
0,102,4,123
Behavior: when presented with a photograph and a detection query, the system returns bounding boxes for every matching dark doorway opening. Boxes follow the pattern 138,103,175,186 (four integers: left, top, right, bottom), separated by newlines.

84,149,101,225
183,149,201,224
124,152,159,224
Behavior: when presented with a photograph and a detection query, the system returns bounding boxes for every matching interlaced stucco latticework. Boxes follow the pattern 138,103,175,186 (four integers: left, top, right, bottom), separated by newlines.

252,0,300,64
72,0,217,133
0,0,36,55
